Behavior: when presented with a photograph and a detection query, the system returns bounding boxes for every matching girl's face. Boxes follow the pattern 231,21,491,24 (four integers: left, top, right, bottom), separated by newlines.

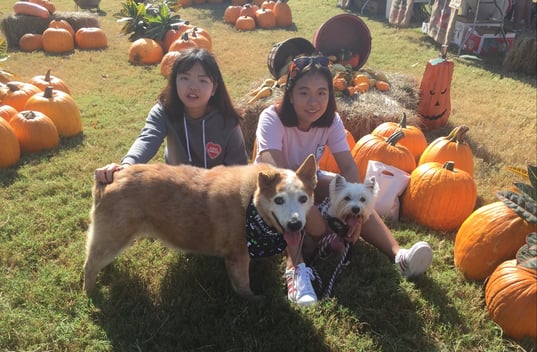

176,62,217,119
289,72,330,131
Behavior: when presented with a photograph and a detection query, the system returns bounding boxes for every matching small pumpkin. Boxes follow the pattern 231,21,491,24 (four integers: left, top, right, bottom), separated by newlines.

375,80,390,92
48,19,75,37
178,0,192,6
261,0,276,10
29,69,71,95
9,110,59,153
485,233,537,342
19,33,43,52
401,161,477,232
24,86,83,137
224,5,242,24
273,0,292,27
240,3,258,18
318,129,356,173
0,104,18,122
42,27,74,54
162,23,194,52
75,27,108,50
183,27,212,51
419,125,474,177
417,52,454,130
235,16,256,31
351,130,416,181
371,113,428,162
255,8,276,29
168,33,198,52
0,118,20,168
160,51,183,77
0,82,41,111
128,38,164,65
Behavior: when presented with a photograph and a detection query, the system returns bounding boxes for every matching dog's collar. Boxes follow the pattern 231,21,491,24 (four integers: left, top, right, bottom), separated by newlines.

326,215,349,237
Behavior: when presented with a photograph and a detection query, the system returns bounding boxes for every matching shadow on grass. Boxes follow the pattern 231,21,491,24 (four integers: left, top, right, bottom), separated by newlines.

88,254,331,351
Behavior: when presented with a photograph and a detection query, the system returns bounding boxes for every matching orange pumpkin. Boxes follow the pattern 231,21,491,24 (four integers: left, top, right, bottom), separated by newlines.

178,0,192,7
273,0,292,27
0,118,20,168
0,82,41,111
160,51,182,77
24,86,83,137
29,0,55,13
318,129,356,173
224,5,242,24
371,113,428,162
9,110,59,153
419,125,474,177
75,27,108,50
0,104,18,122
128,38,164,65
42,27,74,54
48,19,75,37
19,33,43,52
261,0,275,10
240,3,257,18
454,201,534,281
235,16,256,31
401,161,477,232
255,8,276,28
168,33,198,52
351,130,416,181
416,54,454,130
29,69,71,95
485,234,537,342
162,23,194,52
183,27,212,51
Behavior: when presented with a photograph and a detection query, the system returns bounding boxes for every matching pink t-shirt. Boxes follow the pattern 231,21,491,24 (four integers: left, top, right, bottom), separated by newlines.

254,105,349,170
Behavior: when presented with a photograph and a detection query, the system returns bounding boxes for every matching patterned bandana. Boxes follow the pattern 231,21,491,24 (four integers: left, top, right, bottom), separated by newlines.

245,198,287,258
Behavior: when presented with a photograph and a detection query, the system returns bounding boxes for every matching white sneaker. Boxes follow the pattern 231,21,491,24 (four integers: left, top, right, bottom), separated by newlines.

396,241,433,279
285,263,318,307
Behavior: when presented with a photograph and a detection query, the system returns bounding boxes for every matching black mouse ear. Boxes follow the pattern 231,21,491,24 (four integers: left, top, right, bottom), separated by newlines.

327,216,349,237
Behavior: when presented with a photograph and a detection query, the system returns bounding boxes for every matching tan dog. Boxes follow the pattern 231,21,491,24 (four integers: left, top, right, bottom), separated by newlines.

83,155,317,301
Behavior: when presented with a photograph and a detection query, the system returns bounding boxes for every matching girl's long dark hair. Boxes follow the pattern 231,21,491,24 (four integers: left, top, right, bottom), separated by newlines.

159,48,242,125
277,62,337,128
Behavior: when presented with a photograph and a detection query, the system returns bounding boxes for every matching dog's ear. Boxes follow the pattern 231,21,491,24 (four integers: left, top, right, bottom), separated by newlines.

296,154,317,190
365,176,380,195
258,170,282,190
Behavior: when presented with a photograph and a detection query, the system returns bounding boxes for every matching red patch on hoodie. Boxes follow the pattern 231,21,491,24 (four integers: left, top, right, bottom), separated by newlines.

206,142,222,159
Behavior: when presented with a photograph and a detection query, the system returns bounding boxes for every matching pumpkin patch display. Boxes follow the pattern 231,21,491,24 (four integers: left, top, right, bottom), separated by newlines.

419,125,474,177
24,86,83,137
401,161,476,231
9,110,59,153
351,130,416,181
318,129,356,173
0,117,20,168
485,233,537,341
371,113,427,162
75,27,108,50
128,38,164,65
29,69,71,95
416,48,454,130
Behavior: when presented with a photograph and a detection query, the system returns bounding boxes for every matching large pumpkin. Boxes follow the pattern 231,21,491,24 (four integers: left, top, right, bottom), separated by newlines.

42,27,75,54
162,23,194,52
416,53,454,130
9,110,59,153
19,33,43,52
29,69,71,95
401,161,476,231
0,104,18,122
75,27,108,50
0,118,20,168
48,19,75,37
485,233,537,341
351,130,416,181
128,38,163,65
160,51,183,77
255,8,277,29
224,5,242,24
454,201,535,281
0,82,41,111
24,86,82,137
419,125,474,177
318,129,356,173
273,0,292,27
371,113,427,162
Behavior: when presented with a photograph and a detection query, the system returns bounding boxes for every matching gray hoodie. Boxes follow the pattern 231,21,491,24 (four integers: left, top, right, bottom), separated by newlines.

121,102,248,168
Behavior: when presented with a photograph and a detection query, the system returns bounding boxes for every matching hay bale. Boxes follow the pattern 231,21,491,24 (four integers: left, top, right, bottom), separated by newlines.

1,12,100,49
238,72,420,157
503,33,537,75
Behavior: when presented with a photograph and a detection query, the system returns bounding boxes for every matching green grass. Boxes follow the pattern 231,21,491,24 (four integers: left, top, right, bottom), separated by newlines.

1,0,536,351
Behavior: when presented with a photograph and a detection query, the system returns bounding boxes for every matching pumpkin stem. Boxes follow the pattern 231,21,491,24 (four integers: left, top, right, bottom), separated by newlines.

448,125,469,143
443,161,455,171
21,110,38,120
6,83,20,92
399,112,408,129
44,86,54,98
45,69,51,83
386,130,405,146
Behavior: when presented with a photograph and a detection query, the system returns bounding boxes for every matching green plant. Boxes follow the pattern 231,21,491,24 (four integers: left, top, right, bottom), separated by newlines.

497,165,537,224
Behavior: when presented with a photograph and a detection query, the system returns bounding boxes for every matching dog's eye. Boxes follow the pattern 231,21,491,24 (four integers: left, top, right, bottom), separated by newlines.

299,195,308,204
274,196,284,205
344,196,351,201
359,197,366,202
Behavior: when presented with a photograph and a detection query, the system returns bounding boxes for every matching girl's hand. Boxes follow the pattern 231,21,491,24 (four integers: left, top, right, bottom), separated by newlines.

94,163,126,184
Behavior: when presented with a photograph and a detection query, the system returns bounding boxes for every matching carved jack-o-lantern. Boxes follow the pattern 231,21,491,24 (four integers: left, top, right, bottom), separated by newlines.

417,50,454,131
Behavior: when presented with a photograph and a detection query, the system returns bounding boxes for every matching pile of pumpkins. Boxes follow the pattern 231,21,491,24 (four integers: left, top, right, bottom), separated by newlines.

0,69,83,168
223,0,292,31
320,116,536,342
16,18,108,53
331,64,391,97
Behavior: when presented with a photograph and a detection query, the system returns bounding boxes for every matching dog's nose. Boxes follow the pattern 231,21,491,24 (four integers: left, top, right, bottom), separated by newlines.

287,220,303,232
352,206,361,214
